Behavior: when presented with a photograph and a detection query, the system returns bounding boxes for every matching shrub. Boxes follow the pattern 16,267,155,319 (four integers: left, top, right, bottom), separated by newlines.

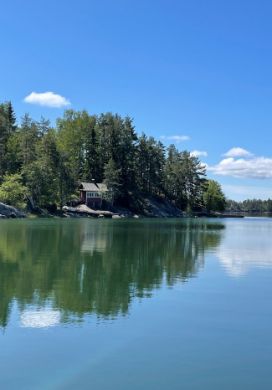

0,174,27,209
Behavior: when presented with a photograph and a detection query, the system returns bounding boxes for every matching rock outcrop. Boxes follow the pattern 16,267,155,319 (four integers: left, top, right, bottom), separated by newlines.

63,197,184,219
0,203,26,218
62,204,117,218
127,195,184,218
141,197,183,217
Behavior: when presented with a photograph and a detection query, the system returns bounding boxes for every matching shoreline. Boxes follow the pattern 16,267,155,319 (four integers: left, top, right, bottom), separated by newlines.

3,202,272,220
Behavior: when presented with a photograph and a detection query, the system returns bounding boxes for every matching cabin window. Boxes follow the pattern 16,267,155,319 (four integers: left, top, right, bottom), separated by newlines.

86,191,100,198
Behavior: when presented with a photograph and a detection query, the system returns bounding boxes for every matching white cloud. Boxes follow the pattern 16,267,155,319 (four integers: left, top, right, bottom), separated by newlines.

24,91,71,108
208,156,272,179
223,147,253,158
190,150,208,158
160,135,190,143
223,184,272,200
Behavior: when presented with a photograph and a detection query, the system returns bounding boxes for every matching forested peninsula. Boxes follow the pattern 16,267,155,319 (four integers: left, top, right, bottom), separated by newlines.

0,101,227,217
226,199,272,215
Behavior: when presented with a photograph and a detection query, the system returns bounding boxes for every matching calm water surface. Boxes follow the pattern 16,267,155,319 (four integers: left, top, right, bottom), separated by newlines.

0,218,271,389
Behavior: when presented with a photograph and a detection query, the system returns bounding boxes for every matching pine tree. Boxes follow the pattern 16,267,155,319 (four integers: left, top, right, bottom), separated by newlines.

0,102,17,176
84,119,101,181
103,158,121,202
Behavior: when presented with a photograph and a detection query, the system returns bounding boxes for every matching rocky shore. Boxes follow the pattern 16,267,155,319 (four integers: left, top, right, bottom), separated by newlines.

62,196,184,218
0,203,26,218
0,198,245,220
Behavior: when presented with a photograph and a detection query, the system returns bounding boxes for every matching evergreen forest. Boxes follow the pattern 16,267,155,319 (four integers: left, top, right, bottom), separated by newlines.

0,101,226,213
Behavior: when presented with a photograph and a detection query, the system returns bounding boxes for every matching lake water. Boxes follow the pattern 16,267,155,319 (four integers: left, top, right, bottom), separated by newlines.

0,218,272,389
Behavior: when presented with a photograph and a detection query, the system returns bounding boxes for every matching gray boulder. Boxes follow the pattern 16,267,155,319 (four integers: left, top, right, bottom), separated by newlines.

0,203,26,218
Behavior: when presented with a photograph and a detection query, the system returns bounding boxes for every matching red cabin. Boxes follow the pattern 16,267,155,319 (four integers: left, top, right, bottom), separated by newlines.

79,181,112,209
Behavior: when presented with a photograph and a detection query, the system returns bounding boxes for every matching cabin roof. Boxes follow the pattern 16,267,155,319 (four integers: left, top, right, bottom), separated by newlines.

80,182,109,192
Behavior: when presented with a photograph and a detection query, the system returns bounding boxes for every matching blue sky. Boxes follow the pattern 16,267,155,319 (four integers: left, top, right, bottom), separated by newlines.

1,0,272,200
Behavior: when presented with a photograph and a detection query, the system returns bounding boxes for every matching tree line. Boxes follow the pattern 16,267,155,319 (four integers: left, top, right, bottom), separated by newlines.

226,198,272,214
0,101,226,212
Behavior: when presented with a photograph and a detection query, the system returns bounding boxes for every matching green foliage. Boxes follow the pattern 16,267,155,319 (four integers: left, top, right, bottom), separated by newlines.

203,180,226,213
83,118,100,181
165,146,206,211
0,174,27,208
0,102,17,175
103,158,121,201
136,134,165,195
0,101,225,212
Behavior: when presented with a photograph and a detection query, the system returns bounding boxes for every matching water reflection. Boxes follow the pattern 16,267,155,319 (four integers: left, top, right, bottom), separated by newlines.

0,219,223,328
20,309,61,328
216,219,272,276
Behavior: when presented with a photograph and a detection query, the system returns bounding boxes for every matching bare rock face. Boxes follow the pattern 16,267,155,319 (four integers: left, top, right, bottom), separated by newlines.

0,203,26,218
134,196,184,218
123,194,184,218
62,205,116,218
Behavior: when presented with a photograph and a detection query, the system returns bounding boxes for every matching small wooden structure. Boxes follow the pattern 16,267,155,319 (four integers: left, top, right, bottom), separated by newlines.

79,181,112,209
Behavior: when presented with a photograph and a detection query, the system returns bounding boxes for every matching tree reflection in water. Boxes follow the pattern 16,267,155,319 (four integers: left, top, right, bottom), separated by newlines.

0,219,224,328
